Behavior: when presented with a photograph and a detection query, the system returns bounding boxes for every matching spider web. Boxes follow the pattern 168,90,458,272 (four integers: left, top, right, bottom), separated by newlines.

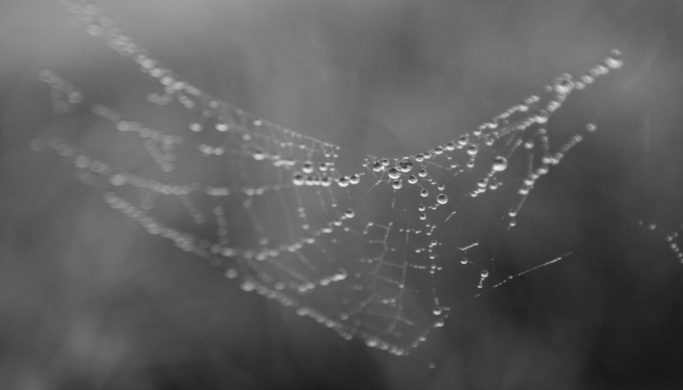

32,0,625,357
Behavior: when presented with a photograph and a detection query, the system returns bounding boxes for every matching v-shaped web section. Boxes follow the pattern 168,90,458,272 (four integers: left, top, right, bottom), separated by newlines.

33,0,624,356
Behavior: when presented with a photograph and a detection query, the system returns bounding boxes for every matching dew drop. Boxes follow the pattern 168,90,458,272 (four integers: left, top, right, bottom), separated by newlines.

420,189,429,198
605,49,623,69
292,172,305,186
436,194,448,205
407,175,418,184
240,280,255,292
337,176,349,187
302,161,314,174
109,174,126,186
553,74,574,95
392,179,403,190
388,167,401,179
492,156,508,172
344,209,355,219
399,160,414,173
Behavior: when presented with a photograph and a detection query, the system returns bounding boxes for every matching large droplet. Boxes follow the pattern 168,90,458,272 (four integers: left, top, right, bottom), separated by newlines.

492,156,508,172
436,194,448,205
388,167,401,179
605,49,623,69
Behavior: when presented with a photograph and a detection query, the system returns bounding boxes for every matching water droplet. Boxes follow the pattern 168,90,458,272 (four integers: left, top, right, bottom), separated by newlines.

466,144,478,155
240,280,255,292
586,123,597,132
407,175,418,184
480,269,489,278
302,161,314,173
107,173,125,186
418,169,428,178
553,74,574,95
420,189,429,198
605,49,623,69
419,213,427,221
337,176,349,187
189,122,202,132
492,156,508,172
436,194,448,205
388,167,401,179
344,209,355,219
418,205,426,212
292,172,305,186
372,161,384,172
392,179,403,190
535,111,549,124
399,160,414,173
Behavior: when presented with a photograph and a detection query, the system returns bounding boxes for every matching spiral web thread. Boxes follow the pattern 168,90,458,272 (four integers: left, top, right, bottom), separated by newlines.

32,0,625,356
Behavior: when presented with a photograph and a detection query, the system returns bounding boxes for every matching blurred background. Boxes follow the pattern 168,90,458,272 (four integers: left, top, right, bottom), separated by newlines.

1,0,683,389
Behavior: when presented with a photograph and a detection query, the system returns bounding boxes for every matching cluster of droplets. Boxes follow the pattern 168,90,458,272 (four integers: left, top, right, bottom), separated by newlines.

38,70,82,113
639,221,683,263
